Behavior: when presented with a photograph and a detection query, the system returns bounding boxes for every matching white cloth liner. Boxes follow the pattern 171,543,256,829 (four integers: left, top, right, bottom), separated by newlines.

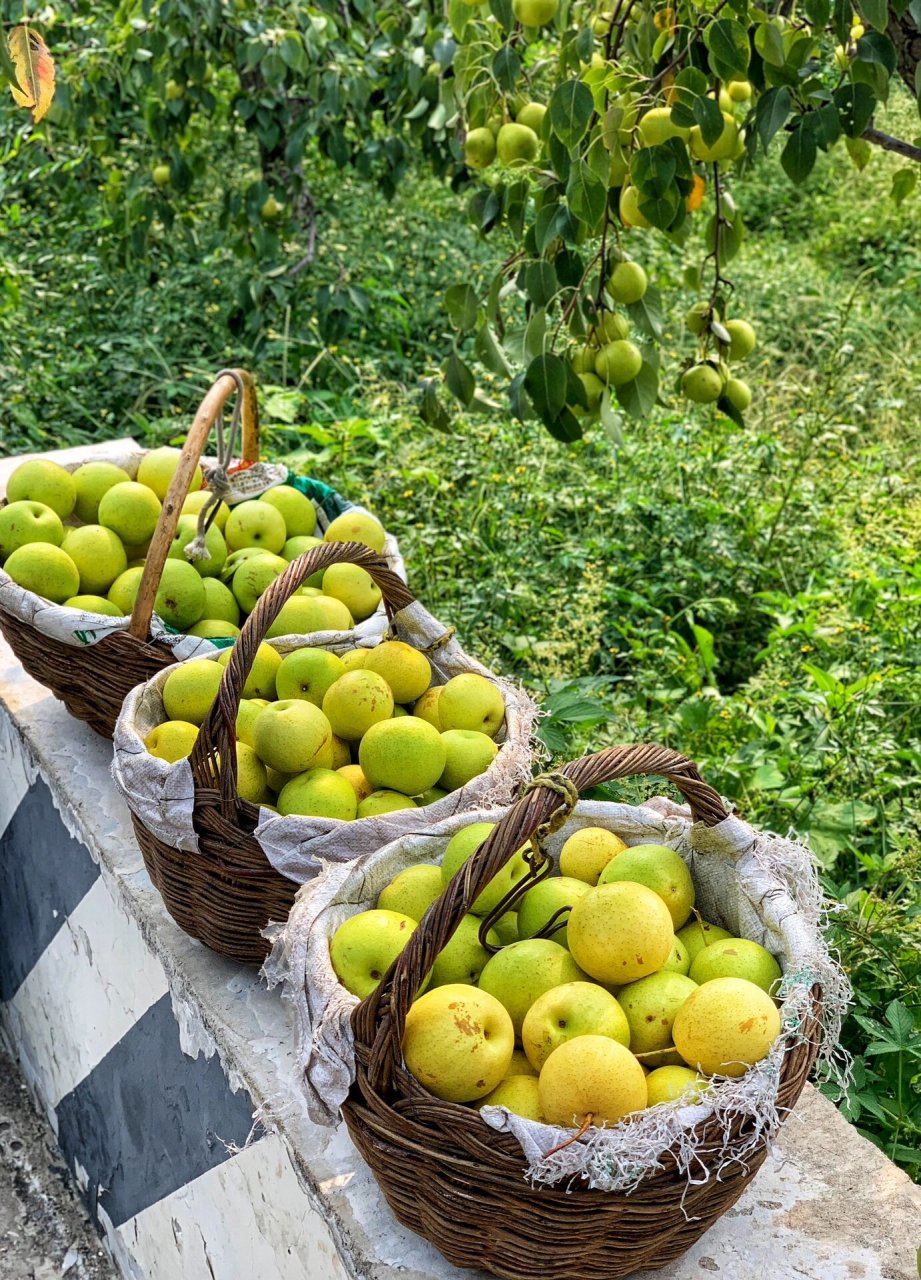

0,442,405,650
111,598,539,876
269,797,850,1193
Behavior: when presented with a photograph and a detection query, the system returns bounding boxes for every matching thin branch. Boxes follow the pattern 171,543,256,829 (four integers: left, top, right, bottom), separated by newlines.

862,127,921,165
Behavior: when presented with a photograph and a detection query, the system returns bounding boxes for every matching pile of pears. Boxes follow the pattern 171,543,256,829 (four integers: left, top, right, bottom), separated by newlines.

0,450,390,637
331,825,784,1129
146,640,508,822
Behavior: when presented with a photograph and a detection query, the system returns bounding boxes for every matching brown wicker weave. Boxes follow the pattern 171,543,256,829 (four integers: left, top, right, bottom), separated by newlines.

344,745,823,1280
132,540,415,965
0,369,259,738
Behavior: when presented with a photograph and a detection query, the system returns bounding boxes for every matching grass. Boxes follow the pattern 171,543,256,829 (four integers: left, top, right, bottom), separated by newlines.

1,88,920,1173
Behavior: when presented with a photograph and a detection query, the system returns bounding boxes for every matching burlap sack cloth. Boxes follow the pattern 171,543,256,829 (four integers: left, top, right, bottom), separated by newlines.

112,599,540,874
0,441,405,652
270,797,850,1192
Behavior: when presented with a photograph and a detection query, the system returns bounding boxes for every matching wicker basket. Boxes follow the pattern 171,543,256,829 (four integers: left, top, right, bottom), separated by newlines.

125,541,413,964
0,370,260,738
342,745,823,1280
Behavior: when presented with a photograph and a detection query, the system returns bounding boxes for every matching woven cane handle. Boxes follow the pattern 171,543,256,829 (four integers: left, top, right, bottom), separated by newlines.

128,369,260,640
190,541,415,807
355,744,730,1092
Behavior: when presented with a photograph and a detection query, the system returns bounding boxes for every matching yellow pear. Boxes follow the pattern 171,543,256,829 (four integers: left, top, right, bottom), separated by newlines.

645,1065,706,1106
538,1036,647,1127
144,720,199,763
672,977,781,1077
402,984,514,1102
476,1075,543,1121
567,881,674,984
363,640,431,703
323,510,386,552
559,826,627,884
322,670,394,740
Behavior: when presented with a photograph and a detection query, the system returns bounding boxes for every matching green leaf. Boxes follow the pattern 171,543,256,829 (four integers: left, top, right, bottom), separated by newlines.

524,260,559,307
804,0,831,26
637,185,680,230
705,18,751,81
444,351,476,406
489,0,515,32
614,354,659,418
781,124,818,183
566,160,607,231
535,200,563,254
546,406,584,443
855,31,897,75
832,0,853,43
419,378,452,432
474,323,513,376
858,0,889,28
755,21,786,69
693,94,726,147
625,284,664,340
549,80,594,148
444,283,478,331
845,135,872,168
492,45,521,92
756,87,793,150
669,67,708,128
834,82,876,137
752,763,786,789
891,167,918,205
884,1000,918,1047
524,352,569,424
630,146,677,196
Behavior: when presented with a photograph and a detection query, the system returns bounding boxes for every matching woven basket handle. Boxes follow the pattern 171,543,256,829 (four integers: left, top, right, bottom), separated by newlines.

189,541,416,810
128,369,260,640
354,743,731,1093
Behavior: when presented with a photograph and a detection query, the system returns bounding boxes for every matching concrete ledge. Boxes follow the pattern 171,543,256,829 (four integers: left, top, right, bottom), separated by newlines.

1,636,920,1280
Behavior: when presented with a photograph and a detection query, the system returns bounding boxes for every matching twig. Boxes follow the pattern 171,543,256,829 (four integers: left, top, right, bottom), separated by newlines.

862,127,921,164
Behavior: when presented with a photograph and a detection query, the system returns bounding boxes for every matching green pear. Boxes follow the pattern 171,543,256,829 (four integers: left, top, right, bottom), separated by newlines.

4,544,80,602
688,937,782,995
72,462,131,523
137,446,201,500
276,647,346,706
236,697,270,748
323,510,386,552
516,876,590,949
217,642,281,699
321,563,382,621
232,552,288,614
364,640,431,703
235,742,269,805
63,594,124,618
200,576,240,624
187,618,240,640
107,566,145,616
439,729,498,790
6,458,76,519
252,699,332,774
98,481,162,545
61,525,127,595
322,670,394,740
225,500,287,555
167,515,227,578
359,717,447,796
676,918,731,961
277,768,358,819
618,971,699,1061
153,559,206,630
0,501,64,558
438,672,506,738
521,980,630,1070
661,934,691,975
413,686,443,730
479,939,588,1036
440,823,530,917
377,864,443,921
357,790,417,817
599,843,695,929
162,658,224,725
330,908,418,998
429,913,499,986
259,484,317,536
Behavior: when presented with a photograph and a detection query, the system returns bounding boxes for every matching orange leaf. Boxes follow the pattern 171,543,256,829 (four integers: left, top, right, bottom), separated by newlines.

686,174,706,212
8,25,56,124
